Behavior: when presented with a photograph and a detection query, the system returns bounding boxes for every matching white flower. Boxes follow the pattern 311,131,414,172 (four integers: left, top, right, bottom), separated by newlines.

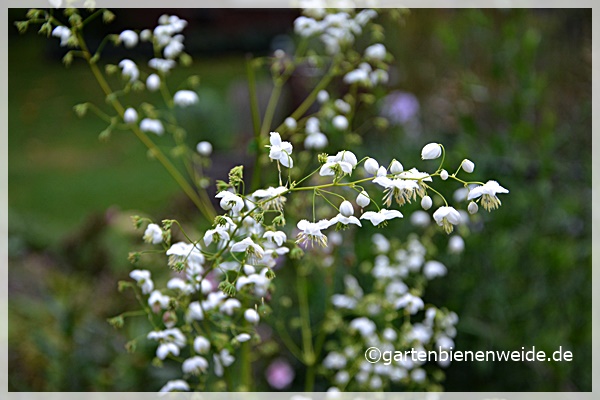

268,132,293,168
118,59,139,82
320,150,358,177
235,333,252,343
343,68,370,85
356,191,370,208
173,90,198,107
48,0,62,9
394,293,424,314
187,301,204,321
215,191,244,213
364,158,379,175
468,201,479,214
140,118,164,135
462,159,475,173
421,196,433,210
323,352,347,369
448,235,465,254
360,209,403,226
230,238,265,260
334,99,351,114
370,69,389,86
421,142,442,160
129,269,154,294
194,336,211,353
146,74,161,91
423,260,447,279
397,168,433,197
349,317,376,337
196,141,212,156
219,349,236,367
339,200,354,217
203,226,230,247
123,108,138,124
281,116,297,131
364,43,386,61
390,159,403,174
51,26,71,47
244,308,260,324
373,176,419,207
143,223,162,244
219,298,241,315
263,231,287,247
294,16,321,37
148,58,176,73
148,290,170,311
159,379,189,393
296,219,332,247
164,40,184,59
440,169,449,180
410,210,430,227
119,30,138,48
305,132,328,149
252,186,287,211
140,29,152,41
156,343,180,360
467,180,509,211
317,90,330,103
166,242,205,269
433,206,461,234
332,115,349,130
329,214,362,227
355,9,378,26
182,356,208,375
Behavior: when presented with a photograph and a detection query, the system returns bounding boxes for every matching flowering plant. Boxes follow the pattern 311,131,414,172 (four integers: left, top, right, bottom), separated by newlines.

17,6,509,392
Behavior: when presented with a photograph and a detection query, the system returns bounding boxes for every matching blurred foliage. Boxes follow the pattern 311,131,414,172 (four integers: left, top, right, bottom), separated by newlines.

8,8,590,391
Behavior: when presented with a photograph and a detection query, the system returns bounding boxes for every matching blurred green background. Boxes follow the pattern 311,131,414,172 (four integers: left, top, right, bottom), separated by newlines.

8,9,591,391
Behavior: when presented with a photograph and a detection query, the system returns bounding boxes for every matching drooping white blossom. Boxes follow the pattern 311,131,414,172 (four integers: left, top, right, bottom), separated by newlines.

360,209,403,226
467,180,509,211
268,132,294,168
421,143,442,160
433,206,461,234
173,90,198,107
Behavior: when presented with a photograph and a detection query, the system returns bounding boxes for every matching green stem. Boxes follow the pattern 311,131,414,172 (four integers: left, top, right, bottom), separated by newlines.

75,32,216,221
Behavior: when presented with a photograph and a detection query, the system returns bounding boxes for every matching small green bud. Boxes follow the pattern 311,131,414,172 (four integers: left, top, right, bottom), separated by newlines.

14,21,29,34
272,214,286,227
26,9,42,19
125,340,137,353
130,215,143,229
187,75,201,88
38,22,53,37
62,51,74,67
105,64,118,75
131,80,145,92
73,103,89,118
117,280,131,293
218,281,237,297
216,180,229,191
179,53,193,67
228,165,244,186
98,127,112,142
151,358,163,368
171,261,185,272
102,10,116,24
128,252,141,265
290,247,304,260
107,315,124,328
318,153,329,164
265,268,276,279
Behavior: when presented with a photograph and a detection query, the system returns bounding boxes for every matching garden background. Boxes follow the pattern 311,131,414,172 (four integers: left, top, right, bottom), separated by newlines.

8,8,591,391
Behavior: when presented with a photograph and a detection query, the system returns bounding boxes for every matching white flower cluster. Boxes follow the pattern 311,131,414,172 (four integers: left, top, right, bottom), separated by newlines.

322,233,459,391
111,15,199,137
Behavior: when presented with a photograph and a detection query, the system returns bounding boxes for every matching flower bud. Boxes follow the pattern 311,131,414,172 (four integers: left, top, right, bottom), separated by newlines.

284,117,297,131
376,166,387,177
421,143,442,160
440,169,449,180
146,73,160,92
421,195,433,210
244,309,260,325
124,107,138,124
468,201,479,214
462,159,475,173
390,159,403,174
356,191,370,207
196,141,213,156
332,115,349,131
317,90,329,103
448,235,465,254
340,200,354,217
364,158,379,174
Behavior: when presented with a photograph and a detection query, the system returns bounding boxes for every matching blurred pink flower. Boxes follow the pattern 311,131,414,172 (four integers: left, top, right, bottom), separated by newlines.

266,359,295,390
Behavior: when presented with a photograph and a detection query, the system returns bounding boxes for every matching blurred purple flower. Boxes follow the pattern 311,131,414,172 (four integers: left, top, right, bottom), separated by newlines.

381,91,420,125
266,359,295,390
